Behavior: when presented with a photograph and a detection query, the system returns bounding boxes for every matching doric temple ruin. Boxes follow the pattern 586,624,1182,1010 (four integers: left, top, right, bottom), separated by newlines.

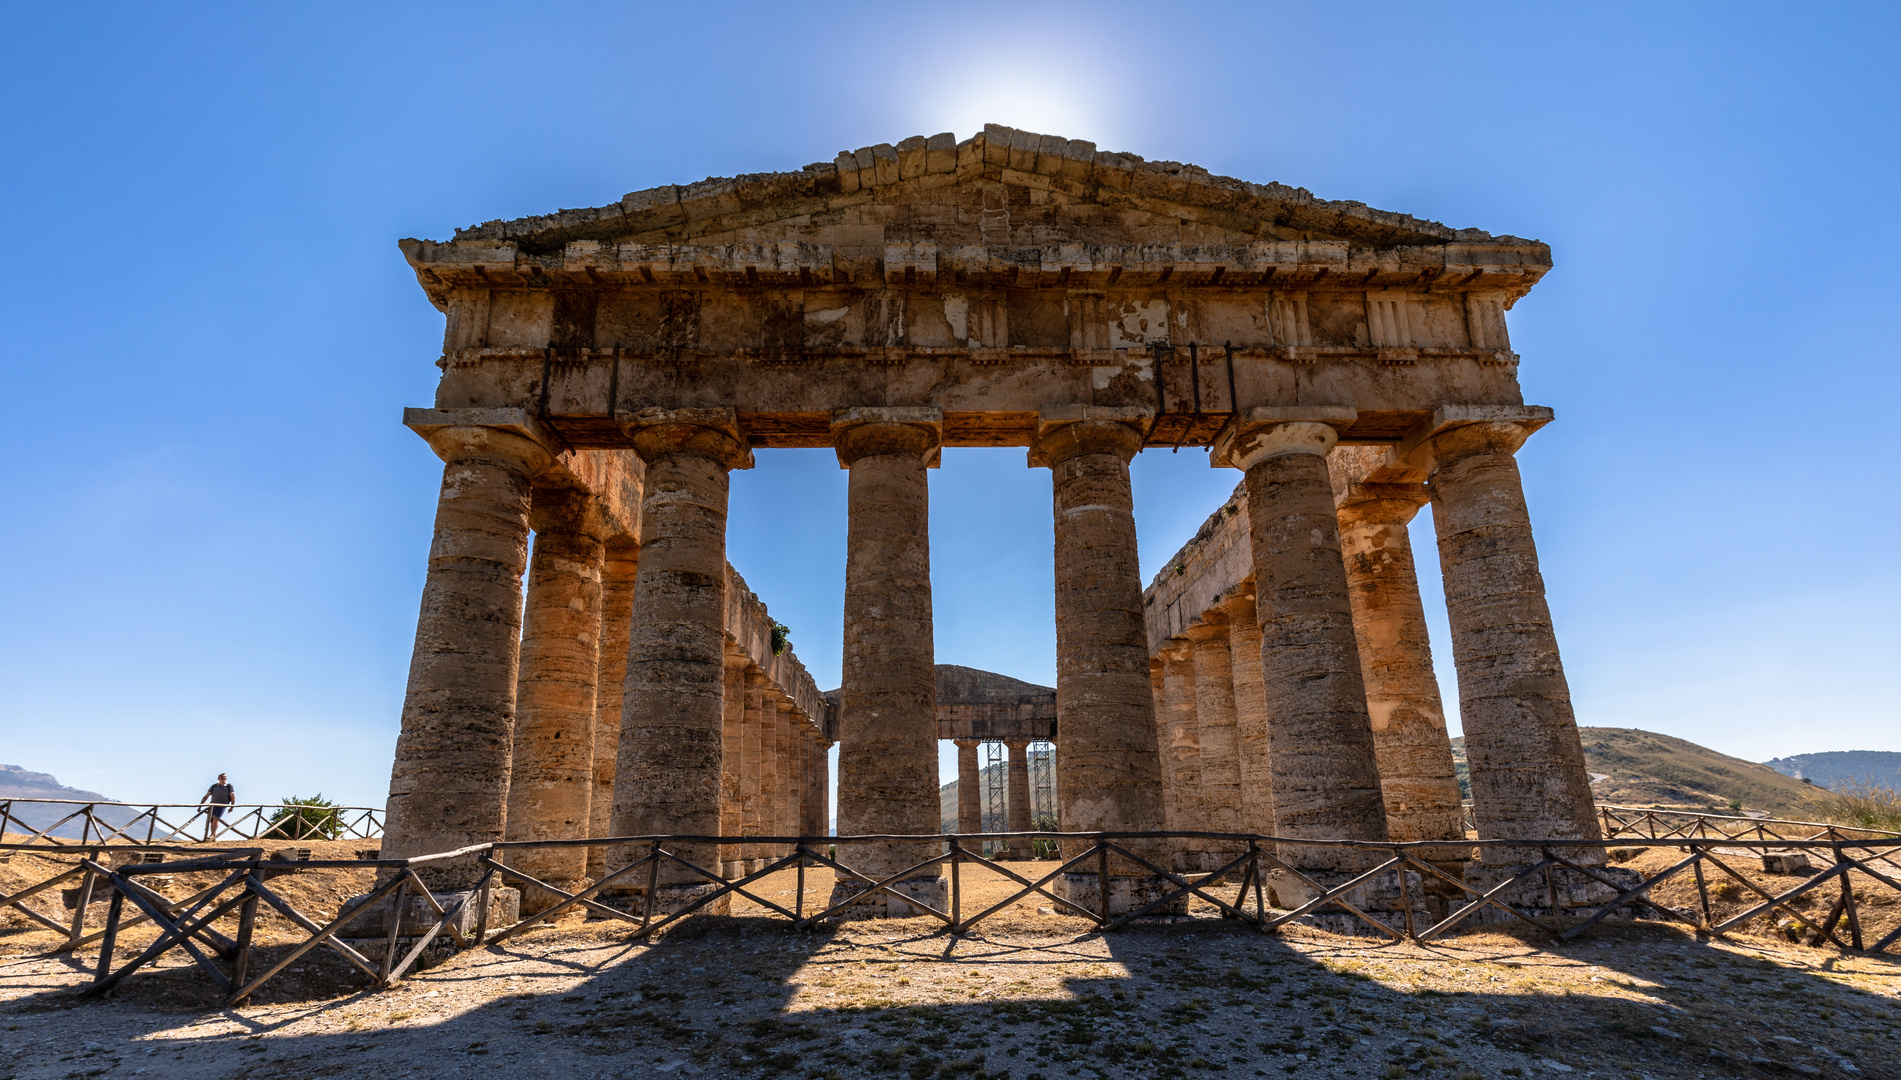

382,124,1599,923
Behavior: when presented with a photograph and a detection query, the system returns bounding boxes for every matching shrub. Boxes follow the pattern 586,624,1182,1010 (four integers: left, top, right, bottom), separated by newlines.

1818,781,1901,833
264,794,341,840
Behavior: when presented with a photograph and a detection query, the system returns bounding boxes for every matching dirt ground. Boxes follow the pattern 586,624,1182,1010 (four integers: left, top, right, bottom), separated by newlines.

4,847,1900,1080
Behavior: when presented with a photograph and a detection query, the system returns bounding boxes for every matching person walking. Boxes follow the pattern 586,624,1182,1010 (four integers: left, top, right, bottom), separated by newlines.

200,773,235,841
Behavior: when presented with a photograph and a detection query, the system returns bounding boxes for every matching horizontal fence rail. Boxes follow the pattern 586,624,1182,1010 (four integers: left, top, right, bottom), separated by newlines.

4,828,1899,1008
0,798,385,846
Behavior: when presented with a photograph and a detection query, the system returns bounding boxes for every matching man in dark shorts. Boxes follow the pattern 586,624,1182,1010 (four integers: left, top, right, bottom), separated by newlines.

201,773,235,841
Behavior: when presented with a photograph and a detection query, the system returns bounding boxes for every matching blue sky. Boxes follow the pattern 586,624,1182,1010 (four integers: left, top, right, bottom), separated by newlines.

2,4,1896,810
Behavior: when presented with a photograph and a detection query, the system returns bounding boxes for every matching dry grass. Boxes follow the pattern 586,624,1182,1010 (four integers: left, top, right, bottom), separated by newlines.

1820,782,1901,834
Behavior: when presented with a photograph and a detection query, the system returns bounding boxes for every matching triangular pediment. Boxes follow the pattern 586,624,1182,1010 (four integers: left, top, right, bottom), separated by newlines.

434,124,1540,257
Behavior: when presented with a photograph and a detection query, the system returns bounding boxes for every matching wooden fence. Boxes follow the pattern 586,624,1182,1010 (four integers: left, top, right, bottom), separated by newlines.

0,798,385,845
3,827,1897,1009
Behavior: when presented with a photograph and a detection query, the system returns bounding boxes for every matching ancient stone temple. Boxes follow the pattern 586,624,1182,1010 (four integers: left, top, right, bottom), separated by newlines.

381,124,1598,919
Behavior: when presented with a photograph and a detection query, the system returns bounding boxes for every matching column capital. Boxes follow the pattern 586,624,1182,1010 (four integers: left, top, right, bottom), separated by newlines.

527,484,612,539
1215,590,1256,624
1027,405,1151,468
405,407,558,474
1181,617,1229,642
1395,404,1553,470
1210,406,1357,471
621,407,754,470
953,737,983,749
830,407,944,468
1002,737,1032,751
1157,639,1194,663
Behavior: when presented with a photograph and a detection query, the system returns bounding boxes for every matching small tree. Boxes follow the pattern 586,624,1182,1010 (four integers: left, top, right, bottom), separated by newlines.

264,794,341,840
770,621,792,656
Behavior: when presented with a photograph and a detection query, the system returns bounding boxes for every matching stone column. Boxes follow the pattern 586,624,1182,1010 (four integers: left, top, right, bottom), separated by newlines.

1158,641,1202,868
383,415,552,891
1029,406,1174,915
504,486,608,911
719,648,749,878
830,407,946,915
953,738,983,834
608,409,751,910
814,738,833,838
1186,619,1244,862
1217,592,1275,836
759,689,786,859
1003,738,1033,856
1211,409,1390,877
741,669,767,870
1414,409,1600,853
775,699,800,857
587,541,638,880
1330,456,1466,850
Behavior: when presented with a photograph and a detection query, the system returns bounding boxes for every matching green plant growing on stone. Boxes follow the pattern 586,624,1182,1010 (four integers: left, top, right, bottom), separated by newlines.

771,620,792,656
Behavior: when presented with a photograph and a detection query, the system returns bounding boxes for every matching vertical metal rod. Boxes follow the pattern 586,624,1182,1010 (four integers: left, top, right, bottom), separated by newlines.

1188,342,1200,413
1224,342,1237,412
1152,343,1167,416
1096,839,1111,926
795,847,806,922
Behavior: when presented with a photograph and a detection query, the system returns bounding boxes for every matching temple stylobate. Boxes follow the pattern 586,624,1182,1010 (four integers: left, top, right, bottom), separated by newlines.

381,124,1599,923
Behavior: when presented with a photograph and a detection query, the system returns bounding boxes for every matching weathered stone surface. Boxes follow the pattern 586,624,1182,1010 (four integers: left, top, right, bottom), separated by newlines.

1329,447,1466,849
1157,642,1202,841
1416,413,1600,855
720,650,749,878
1219,593,1275,837
954,739,982,834
504,486,608,909
1185,620,1243,852
608,413,750,904
383,421,552,889
832,411,945,909
1004,738,1033,839
586,542,637,880
1034,417,1168,836
1219,417,1390,872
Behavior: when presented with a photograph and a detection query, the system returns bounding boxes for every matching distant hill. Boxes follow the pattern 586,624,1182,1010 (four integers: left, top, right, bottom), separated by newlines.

1763,751,1901,790
1452,728,1827,819
0,764,129,838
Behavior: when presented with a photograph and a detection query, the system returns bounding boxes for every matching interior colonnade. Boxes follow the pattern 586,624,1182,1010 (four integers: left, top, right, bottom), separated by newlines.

381,418,829,913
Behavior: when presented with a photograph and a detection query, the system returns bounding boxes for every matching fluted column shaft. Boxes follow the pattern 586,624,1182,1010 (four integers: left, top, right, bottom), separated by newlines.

587,542,638,880
814,739,833,838
954,739,983,834
1220,418,1390,872
1335,485,1466,847
741,670,766,866
1004,738,1033,839
1219,593,1275,836
1186,621,1242,845
760,690,785,854
384,424,551,889
833,411,944,896
505,487,608,903
1425,421,1600,851
775,700,799,855
1158,643,1201,834
1032,415,1169,849
719,649,749,876
609,415,749,893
